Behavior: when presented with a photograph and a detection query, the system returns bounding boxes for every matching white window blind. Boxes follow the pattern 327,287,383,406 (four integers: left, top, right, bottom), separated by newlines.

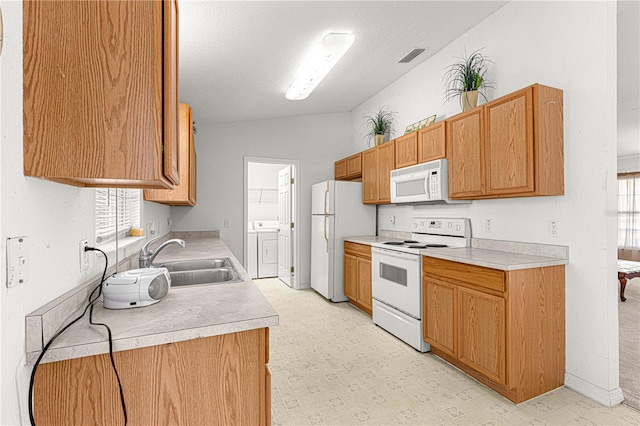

95,189,141,245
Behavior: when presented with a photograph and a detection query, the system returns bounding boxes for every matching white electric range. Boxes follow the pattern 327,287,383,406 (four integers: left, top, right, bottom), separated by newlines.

370,217,471,352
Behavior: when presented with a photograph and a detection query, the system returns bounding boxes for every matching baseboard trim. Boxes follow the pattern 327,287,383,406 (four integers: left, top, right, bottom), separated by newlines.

564,372,625,407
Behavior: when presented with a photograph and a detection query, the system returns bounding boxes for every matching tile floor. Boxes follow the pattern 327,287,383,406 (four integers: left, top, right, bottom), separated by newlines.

255,278,640,426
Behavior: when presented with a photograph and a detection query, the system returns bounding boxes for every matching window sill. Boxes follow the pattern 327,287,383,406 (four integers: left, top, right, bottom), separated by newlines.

96,236,145,256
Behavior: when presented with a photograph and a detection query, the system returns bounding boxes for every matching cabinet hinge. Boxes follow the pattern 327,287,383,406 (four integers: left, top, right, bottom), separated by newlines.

290,222,294,229
290,177,294,184
290,266,294,273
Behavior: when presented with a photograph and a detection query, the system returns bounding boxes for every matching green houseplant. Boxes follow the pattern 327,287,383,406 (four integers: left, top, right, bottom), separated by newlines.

443,48,495,111
364,106,396,146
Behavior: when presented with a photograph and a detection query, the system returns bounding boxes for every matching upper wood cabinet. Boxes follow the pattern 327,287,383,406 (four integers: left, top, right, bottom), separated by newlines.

144,103,197,205
23,0,180,189
394,133,418,169
362,142,395,204
335,153,362,181
417,121,446,163
447,84,563,200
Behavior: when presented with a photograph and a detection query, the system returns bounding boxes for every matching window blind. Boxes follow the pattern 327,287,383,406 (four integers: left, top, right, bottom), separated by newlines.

618,174,640,249
95,189,141,245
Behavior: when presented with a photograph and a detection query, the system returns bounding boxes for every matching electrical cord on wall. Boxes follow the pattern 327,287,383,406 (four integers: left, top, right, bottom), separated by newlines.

28,247,128,426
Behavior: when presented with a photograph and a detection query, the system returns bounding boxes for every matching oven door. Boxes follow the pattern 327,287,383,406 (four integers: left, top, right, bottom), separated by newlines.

371,247,421,319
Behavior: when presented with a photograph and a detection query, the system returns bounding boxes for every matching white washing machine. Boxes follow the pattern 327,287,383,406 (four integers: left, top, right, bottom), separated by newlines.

255,220,279,278
247,221,258,279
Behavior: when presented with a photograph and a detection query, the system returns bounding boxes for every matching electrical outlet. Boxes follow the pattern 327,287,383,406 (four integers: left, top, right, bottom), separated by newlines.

548,221,559,237
224,218,231,228
390,215,396,225
79,239,89,271
485,219,493,233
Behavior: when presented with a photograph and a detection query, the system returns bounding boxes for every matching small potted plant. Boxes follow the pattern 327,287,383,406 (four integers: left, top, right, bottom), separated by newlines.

443,48,495,111
364,106,396,146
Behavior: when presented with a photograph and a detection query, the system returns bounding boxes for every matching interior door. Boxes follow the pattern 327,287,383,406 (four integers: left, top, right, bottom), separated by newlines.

277,166,293,286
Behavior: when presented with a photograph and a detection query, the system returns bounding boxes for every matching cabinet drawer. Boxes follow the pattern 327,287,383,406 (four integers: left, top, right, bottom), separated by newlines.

344,242,371,259
423,257,504,293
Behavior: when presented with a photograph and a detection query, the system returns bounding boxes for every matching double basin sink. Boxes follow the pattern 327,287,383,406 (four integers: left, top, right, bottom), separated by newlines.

154,258,243,287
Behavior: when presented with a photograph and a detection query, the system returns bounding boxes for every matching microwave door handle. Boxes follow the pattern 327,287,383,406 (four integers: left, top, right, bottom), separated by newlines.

424,172,430,200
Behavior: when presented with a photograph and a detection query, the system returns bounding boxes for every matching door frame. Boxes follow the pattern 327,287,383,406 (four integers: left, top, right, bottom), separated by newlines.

243,156,301,289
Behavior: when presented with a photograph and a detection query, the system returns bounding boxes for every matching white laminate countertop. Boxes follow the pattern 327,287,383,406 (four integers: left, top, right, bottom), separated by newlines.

343,236,404,245
30,236,279,365
421,247,568,271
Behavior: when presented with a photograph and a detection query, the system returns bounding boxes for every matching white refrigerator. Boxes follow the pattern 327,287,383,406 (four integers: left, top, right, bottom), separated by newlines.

310,180,377,302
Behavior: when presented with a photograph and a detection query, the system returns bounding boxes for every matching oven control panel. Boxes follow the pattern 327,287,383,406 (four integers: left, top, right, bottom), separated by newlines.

412,217,471,238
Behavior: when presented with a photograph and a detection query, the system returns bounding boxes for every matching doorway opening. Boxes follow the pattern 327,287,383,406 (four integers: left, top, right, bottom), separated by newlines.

244,157,300,289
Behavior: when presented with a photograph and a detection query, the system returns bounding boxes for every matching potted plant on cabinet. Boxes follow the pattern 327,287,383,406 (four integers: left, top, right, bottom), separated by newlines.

443,48,495,111
364,106,396,146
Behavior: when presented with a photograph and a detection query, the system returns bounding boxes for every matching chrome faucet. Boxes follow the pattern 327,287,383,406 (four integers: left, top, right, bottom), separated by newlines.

139,236,186,268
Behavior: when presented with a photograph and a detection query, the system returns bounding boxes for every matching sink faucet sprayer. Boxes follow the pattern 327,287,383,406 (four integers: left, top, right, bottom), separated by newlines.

139,236,186,268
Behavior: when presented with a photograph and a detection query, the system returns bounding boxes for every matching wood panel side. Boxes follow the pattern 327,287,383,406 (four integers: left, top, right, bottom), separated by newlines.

162,0,180,185
506,266,565,401
533,84,564,196
34,329,267,426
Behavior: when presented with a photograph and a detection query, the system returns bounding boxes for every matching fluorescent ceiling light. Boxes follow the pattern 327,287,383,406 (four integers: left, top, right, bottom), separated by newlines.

285,32,355,101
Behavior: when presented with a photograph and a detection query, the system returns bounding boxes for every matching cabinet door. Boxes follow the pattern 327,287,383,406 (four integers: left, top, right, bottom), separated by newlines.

362,147,379,204
344,254,358,300
458,286,506,385
423,277,457,357
417,122,446,163
378,142,395,204
394,133,417,169
163,0,180,185
346,153,362,178
447,109,485,198
357,258,372,312
188,107,197,204
335,159,347,180
485,87,534,195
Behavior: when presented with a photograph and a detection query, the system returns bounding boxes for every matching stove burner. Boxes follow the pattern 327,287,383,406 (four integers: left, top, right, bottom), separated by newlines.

383,241,404,246
425,244,448,248
404,240,418,243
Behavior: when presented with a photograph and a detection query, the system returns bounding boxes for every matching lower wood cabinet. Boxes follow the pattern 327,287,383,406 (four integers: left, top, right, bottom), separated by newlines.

344,242,372,315
422,256,565,403
34,328,271,425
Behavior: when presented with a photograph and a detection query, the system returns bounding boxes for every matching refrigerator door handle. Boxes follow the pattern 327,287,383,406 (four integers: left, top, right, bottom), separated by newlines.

323,215,329,253
324,182,329,215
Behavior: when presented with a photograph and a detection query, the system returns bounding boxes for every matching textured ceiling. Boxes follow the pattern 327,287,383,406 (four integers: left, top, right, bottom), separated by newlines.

178,1,639,158
178,1,508,124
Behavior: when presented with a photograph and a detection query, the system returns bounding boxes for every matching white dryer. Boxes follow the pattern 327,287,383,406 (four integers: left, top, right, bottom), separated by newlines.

255,220,279,278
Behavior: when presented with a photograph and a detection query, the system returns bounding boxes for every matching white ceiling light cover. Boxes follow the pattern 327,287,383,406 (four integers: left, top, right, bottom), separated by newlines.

285,32,355,101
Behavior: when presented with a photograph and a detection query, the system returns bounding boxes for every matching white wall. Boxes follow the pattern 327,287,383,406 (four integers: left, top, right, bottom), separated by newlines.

0,3,172,423
248,162,285,222
352,1,621,406
171,113,352,287
618,155,640,173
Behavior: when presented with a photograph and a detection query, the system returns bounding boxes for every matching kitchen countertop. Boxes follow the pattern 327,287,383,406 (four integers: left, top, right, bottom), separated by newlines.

29,236,279,365
343,236,405,245
421,246,568,270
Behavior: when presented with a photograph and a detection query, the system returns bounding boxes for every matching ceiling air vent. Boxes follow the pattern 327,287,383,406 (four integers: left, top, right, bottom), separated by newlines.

397,48,425,64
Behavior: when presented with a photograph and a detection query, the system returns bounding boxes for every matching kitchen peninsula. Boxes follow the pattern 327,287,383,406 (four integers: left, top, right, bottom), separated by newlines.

27,233,278,425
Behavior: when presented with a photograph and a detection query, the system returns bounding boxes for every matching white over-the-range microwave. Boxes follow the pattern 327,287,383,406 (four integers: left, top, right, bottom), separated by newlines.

390,159,471,205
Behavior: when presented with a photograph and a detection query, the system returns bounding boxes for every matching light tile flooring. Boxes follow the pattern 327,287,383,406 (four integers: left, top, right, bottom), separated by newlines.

255,279,640,426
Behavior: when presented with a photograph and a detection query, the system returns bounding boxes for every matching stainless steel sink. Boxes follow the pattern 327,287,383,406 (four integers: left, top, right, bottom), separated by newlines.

169,268,242,287
156,258,231,272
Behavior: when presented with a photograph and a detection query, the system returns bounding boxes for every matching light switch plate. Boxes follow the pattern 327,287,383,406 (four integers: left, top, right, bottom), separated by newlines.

7,236,29,288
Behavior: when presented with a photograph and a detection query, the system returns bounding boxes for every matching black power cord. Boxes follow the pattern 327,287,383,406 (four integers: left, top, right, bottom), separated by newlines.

28,247,128,426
